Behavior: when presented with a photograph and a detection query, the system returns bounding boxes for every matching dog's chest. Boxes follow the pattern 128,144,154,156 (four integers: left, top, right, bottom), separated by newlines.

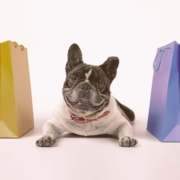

56,95,123,136
64,113,120,136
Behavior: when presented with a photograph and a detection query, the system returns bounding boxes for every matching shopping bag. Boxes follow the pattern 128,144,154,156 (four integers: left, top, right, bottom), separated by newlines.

0,41,34,138
147,41,180,142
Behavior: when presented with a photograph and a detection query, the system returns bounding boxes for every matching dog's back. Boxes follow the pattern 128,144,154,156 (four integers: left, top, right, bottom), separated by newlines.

115,99,135,123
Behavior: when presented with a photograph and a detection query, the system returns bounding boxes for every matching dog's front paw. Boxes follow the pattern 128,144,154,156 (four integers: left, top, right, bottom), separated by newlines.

119,136,138,147
36,136,56,147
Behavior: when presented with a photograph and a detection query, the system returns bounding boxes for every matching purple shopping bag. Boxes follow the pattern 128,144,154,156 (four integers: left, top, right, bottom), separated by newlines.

147,41,180,142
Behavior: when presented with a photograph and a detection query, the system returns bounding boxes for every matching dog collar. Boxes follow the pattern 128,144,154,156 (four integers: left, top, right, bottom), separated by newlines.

68,110,110,124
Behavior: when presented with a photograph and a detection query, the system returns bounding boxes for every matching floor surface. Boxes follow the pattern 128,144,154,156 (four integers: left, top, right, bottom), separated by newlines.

0,115,180,180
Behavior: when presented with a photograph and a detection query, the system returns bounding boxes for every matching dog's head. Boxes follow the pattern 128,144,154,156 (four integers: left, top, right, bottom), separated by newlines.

63,44,119,116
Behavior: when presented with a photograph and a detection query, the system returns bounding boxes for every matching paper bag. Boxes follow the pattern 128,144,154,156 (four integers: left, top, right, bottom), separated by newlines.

147,41,180,142
0,41,34,138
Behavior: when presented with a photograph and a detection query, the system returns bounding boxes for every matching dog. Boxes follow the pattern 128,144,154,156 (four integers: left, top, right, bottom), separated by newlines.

36,43,138,147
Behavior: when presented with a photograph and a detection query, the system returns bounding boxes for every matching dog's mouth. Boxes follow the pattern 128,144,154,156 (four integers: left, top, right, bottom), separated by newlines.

65,96,106,109
77,99,91,105
64,94,109,116
68,98,92,106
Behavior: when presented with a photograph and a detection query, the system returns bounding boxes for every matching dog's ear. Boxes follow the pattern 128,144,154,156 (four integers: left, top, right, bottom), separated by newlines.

99,57,119,82
66,43,83,73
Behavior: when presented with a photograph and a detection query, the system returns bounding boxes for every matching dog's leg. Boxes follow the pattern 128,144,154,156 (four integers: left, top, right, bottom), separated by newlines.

114,118,138,147
36,120,64,147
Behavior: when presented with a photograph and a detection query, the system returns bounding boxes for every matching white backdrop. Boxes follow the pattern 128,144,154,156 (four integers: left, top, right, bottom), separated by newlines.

1,1,180,180
1,0,180,120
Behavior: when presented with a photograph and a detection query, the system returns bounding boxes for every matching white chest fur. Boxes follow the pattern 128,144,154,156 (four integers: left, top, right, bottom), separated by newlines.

48,94,127,136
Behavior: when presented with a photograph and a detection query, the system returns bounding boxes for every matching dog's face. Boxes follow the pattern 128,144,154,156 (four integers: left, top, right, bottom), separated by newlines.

63,44,119,116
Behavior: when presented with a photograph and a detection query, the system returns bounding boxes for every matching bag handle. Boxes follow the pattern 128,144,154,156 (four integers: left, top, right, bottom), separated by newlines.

153,47,170,71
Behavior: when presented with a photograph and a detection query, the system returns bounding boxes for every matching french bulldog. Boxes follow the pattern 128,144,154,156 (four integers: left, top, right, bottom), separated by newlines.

36,44,138,147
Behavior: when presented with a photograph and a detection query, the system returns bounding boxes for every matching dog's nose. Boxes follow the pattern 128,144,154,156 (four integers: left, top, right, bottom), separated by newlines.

80,83,91,91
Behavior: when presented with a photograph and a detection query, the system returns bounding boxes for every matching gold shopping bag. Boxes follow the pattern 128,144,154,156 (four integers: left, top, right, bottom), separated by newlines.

0,41,34,138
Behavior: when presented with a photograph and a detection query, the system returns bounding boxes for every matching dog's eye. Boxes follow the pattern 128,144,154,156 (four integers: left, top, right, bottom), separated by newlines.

98,81,104,87
71,77,77,82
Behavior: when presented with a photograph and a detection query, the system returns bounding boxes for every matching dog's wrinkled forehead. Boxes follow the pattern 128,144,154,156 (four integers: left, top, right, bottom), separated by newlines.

67,63,108,82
